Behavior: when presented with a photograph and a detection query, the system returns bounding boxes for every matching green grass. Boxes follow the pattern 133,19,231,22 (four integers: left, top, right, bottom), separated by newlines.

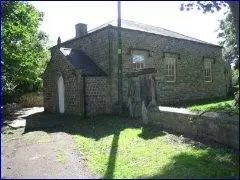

55,148,67,164
184,97,238,114
68,116,239,179
2,126,17,143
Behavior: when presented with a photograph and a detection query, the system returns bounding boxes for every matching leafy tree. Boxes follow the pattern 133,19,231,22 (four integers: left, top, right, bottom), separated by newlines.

217,10,239,69
180,1,239,106
180,1,227,13
2,1,50,104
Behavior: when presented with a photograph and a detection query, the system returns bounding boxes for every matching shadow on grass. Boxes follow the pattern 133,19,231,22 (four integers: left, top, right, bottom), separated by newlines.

23,112,168,141
23,111,141,178
23,112,142,140
103,132,120,178
23,111,166,178
23,111,239,178
139,148,239,179
138,124,166,140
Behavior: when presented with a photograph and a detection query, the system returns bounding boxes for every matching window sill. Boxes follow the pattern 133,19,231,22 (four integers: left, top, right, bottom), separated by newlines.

165,81,176,83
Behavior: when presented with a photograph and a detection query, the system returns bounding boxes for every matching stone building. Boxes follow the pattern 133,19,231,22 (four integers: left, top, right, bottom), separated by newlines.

43,19,232,117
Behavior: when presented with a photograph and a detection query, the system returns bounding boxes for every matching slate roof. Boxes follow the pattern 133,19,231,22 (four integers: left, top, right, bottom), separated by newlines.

56,19,220,48
59,48,107,76
88,19,218,46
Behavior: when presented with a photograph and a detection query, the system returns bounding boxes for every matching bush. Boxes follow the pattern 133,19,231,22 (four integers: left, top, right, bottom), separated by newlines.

18,92,43,107
232,69,239,87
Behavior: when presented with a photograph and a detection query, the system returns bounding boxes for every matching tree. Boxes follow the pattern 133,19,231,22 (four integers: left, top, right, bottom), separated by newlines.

2,1,50,104
217,10,239,69
180,1,239,106
217,10,239,108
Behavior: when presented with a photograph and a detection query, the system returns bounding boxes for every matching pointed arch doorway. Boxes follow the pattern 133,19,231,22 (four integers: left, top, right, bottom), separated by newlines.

57,75,65,113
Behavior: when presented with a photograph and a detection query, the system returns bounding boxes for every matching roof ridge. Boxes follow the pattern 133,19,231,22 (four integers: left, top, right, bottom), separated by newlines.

88,20,114,33
119,19,214,45
55,19,220,48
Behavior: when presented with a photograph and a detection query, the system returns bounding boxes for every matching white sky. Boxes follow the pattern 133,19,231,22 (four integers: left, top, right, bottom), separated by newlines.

29,1,228,46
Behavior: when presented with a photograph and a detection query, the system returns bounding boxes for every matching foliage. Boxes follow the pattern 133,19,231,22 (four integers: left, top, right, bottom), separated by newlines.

180,1,239,108
233,90,239,108
180,1,238,69
232,69,239,87
71,116,239,178
180,1,227,13
2,1,50,104
186,97,238,114
217,10,239,68
18,91,43,107
232,69,239,107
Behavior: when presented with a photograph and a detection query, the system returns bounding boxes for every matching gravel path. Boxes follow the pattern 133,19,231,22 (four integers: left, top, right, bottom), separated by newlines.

2,108,99,179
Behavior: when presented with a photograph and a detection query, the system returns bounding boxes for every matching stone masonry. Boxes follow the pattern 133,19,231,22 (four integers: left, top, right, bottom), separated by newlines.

85,77,109,116
148,106,239,149
43,20,232,116
110,28,232,105
43,48,84,116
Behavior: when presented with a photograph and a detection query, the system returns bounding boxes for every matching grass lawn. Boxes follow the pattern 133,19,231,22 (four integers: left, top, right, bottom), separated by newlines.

184,96,238,114
67,116,239,179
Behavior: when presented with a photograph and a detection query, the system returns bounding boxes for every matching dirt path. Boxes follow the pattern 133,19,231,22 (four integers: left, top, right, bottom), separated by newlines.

2,108,99,179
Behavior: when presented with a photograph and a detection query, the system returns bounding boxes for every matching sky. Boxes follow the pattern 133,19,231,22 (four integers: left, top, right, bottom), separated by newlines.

29,1,229,46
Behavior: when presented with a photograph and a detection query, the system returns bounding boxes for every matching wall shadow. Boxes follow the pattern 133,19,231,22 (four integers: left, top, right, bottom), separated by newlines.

22,111,239,179
138,148,239,179
22,111,140,179
23,111,141,140
138,124,166,140
22,111,167,179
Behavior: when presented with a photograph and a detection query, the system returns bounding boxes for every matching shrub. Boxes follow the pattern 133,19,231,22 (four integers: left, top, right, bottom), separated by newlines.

18,92,43,107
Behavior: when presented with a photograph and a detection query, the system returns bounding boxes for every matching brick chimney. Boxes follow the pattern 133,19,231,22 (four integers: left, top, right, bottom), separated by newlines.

75,23,87,37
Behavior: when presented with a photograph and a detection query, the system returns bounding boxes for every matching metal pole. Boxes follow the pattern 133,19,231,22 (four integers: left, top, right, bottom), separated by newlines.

117,0,123,109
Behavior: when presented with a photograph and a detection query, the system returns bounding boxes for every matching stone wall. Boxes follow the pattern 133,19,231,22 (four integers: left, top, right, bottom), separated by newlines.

59,27,112,75
43,49,84,116
148,107,239,149
45,25,232,116
44,27,116,116
124,68,157,119
110,27,232,105
85,77,109,116
52,27,117,114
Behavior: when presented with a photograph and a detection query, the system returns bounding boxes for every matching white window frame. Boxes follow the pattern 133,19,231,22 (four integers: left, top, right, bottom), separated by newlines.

164,55,176,82
204,58,212,82
132,54,144,70
132,50,147,70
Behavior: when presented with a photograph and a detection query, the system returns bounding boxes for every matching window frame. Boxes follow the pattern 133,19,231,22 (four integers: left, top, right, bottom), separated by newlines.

132,54,145,70
131,50,148,70
164,55,176,82
204,58,212,82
